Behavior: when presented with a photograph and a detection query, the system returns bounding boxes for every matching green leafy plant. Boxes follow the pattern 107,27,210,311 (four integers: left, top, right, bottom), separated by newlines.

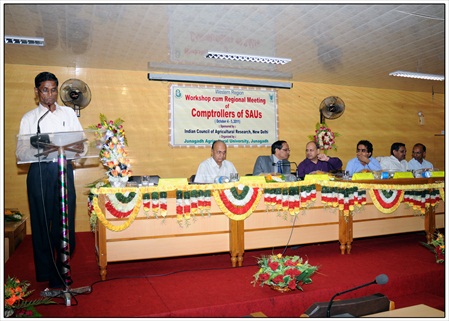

252,254,318,291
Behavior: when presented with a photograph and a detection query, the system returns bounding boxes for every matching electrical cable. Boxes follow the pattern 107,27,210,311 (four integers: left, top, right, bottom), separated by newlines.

43,213,304,305
281,213,298,256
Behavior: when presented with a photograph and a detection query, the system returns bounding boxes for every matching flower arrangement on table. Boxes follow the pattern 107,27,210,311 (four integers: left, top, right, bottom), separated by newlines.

89,114,132,186
264,174,286,183
4,276,55,318
252,254,318,292
308,123,340,153
421,232,445,263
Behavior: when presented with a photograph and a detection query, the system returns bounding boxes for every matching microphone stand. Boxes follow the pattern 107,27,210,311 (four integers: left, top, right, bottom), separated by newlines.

40,141,91,306
30,109,50,150
326,280,376,317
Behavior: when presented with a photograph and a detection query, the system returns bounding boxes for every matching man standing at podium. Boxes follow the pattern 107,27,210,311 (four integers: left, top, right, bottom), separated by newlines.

16,72,83,289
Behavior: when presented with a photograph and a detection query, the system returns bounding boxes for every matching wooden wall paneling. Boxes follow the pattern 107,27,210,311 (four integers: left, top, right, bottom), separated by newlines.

4,64,445,233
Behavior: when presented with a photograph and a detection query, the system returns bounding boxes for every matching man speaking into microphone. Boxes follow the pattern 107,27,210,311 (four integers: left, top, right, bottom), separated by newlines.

15,72,84,289
252,140,291,175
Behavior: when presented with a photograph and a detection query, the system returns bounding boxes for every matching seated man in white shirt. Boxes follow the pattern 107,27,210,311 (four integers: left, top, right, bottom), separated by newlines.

377,142,408,172
408,143,433,171
194,140,237,183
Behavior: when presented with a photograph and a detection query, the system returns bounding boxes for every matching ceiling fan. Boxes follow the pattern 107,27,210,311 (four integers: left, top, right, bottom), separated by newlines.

60,79,91,117
319,96,345,123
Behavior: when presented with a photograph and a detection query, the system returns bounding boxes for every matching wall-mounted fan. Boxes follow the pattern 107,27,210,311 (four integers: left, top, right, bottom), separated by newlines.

60,79,91,117
319,96,345,123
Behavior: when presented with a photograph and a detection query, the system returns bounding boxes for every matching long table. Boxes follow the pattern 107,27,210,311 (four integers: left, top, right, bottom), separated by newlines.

89,177,444,280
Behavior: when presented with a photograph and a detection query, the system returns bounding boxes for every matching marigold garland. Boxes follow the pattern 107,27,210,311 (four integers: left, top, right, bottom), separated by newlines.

88,181,442,230
198,190,212,216
403,189,441,215
160,192,168,218
105,192,139,218
369,189,404,214
142,193,151,216
264,186,315,217
321,186,366,216
213,186,263,220
92,193,142,231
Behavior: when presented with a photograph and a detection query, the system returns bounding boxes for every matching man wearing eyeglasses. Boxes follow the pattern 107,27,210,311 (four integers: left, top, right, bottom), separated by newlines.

252,140,291,175
16,72,83,290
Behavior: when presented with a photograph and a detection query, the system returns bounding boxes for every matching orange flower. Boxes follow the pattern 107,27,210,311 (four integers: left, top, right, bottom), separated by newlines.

5,294,21,306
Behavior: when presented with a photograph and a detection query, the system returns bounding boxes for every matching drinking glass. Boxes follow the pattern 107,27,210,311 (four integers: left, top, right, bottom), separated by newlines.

142,175,150,186
230,173,240,182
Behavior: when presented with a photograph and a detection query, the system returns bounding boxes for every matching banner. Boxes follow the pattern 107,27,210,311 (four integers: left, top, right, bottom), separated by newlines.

170,85,278,147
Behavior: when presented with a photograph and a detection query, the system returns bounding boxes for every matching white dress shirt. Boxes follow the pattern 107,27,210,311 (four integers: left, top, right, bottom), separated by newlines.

16,103,84,162
408,158,434,170
377,155,408,172
194,157,237,183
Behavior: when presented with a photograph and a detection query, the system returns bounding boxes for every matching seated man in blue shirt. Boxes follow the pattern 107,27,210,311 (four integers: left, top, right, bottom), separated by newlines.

345,140,381,176
408,143,433,171
296,141,342,179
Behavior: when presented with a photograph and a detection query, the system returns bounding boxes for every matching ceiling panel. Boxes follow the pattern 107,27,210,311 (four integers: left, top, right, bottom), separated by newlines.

3,3,446,93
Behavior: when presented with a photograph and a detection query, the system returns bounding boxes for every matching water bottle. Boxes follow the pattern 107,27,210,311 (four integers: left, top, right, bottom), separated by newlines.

380,172,389,179
422,170,431,178
214,176,230,183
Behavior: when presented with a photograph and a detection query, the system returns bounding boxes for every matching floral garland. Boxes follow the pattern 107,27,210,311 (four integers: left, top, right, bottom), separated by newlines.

91,189,142,232
299,185,317,209
403,189,441,215
198,190,212,215
88,182,443,231
308,122,340,153
263,186,316,218
105,192,139,218
321,186,366,216
142,193,151,216
176,190,191,226
213,185,263,220
369,189,404,214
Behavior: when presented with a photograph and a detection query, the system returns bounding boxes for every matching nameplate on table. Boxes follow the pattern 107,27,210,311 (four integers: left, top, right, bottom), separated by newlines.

352,172,374,180
431,171,445,177
158,178,188,189
240,176,266,184
393,171,414,179
304,174,330,181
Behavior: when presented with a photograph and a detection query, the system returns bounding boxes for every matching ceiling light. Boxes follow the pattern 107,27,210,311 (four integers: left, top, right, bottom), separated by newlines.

148,73,293,89
205,51,291,65
5,35,45,46
389,70,444,81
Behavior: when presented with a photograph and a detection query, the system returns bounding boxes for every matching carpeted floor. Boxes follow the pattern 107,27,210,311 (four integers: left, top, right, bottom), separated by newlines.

4,230,446,318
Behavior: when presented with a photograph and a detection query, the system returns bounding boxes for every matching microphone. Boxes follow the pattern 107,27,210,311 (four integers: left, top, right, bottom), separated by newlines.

30,106,51,148
272,160,298,169
326,274,388,317
37,109,50,134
